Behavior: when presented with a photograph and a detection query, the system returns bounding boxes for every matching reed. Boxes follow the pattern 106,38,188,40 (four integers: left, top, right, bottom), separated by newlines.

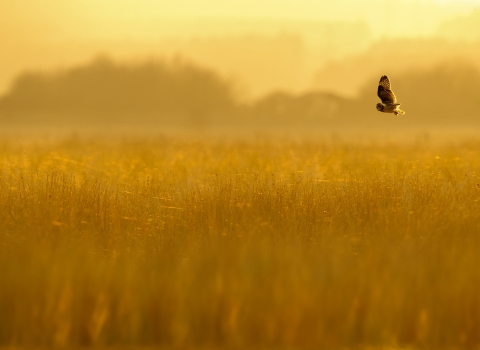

0,134,479,349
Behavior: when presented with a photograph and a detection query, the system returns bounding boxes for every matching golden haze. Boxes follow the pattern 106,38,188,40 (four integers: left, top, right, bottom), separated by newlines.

1,0,479,98
1,1,480,349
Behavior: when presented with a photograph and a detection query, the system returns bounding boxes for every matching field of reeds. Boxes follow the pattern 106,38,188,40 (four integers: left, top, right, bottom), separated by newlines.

1,132,480,349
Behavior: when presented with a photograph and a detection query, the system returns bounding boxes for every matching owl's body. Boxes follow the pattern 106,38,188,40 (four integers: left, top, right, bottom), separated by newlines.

376,102,404,115
376,75,405,115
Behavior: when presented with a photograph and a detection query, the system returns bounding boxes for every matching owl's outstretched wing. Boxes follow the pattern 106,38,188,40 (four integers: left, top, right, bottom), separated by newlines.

377,75,397,105
379,75,391,90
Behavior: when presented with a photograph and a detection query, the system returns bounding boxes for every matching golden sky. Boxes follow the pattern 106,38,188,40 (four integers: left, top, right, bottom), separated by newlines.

2,0,477,40
1,0,480,96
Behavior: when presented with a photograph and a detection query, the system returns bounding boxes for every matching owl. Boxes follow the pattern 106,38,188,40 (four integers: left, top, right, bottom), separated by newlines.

376,75,405,115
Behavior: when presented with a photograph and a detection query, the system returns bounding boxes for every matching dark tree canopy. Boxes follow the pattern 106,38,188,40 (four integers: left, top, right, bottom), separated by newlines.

0,56,237,117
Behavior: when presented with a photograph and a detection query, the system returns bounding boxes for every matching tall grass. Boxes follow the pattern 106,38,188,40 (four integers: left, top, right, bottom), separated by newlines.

0,135,479,348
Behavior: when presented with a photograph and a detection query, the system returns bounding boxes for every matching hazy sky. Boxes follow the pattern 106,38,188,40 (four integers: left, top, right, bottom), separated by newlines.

2,0,479,40
1,0,480,96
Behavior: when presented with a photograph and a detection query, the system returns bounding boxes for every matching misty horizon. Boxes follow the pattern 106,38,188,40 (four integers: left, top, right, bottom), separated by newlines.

2,2,480,98
1,52,480,131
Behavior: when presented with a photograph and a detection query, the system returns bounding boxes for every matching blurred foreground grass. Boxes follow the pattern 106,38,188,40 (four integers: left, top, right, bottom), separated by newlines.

0,134,480,349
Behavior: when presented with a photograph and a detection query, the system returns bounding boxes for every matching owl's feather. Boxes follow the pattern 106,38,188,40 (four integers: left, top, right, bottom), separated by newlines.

377,75,398,105
378,86,397,105
379,75,391,90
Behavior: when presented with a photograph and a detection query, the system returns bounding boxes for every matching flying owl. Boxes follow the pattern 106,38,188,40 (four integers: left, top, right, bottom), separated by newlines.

376,75,405,115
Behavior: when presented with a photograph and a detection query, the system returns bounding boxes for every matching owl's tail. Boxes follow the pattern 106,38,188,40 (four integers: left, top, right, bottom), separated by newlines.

394,109,405,116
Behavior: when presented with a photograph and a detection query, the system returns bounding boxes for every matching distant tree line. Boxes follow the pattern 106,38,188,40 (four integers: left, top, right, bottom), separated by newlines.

1,56,480,123
0,56,237,119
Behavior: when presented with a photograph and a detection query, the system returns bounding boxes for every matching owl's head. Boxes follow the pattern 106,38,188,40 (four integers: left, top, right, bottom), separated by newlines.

376,103,384,111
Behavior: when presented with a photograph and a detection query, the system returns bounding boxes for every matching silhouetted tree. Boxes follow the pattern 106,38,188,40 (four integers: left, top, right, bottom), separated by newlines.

251,91,354,120
0,56,238,119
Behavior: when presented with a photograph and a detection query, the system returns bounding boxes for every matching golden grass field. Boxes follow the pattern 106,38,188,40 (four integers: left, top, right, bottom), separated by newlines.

1,132,479,349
